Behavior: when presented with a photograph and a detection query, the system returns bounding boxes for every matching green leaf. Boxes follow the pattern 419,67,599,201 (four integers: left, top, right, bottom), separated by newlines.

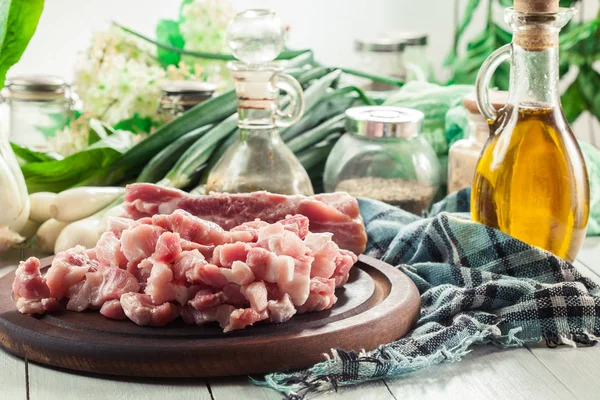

447,24,511,90
21,132,132,193
445,0,482,67
0,0,44,88
156,19,184,67
578,65,600,124
34,111,66,139
10,142,62,164
561,78,586,123
113,114,154,134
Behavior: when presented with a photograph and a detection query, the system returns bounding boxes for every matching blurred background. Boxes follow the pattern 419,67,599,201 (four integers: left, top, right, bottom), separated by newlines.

10,0,600,144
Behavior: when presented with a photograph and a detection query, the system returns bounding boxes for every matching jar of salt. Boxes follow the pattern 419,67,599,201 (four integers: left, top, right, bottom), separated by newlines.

324,106,441,215
448,91,507,194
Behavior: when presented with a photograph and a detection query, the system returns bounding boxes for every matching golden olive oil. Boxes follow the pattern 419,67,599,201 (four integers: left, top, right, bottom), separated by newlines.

472,105,589,262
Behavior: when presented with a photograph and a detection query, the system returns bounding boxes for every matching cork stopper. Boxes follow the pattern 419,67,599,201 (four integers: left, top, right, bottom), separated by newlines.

514,0,559,13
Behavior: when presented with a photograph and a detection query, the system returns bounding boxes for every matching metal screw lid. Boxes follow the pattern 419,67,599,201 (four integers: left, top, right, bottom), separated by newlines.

4,75,67,100
345,106,424,139
354,38,406,53
161,80,217,95
386,31,428,46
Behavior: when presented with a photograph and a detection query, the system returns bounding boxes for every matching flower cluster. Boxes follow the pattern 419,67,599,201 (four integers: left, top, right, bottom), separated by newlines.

179,0,235,89
49,113,93,156
74,26,167,127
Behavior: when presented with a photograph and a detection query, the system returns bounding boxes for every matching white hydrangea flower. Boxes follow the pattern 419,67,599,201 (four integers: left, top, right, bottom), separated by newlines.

74,26,166,127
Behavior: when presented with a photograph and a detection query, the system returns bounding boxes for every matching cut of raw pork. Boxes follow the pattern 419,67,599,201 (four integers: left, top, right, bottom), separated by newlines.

123,183,366,255
12,207,358,333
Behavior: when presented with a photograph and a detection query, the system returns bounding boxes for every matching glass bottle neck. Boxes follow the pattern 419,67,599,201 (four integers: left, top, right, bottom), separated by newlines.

508,42,560,108
239,126,279,141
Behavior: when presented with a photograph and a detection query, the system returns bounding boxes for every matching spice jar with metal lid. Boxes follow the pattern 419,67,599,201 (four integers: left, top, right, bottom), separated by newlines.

1,75,72,150
158,80,217,121
386,31,431,82
324,106,441,215
354,38,406,91
448,91,507,194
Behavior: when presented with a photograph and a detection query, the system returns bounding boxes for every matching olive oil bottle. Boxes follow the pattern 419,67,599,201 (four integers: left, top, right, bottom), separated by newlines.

472,0,590,262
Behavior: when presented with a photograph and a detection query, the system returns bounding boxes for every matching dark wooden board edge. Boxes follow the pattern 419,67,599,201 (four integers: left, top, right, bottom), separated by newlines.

0,255,420,377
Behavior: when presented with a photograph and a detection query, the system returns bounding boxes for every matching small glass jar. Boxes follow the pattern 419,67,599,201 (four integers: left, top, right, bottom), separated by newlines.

324,106,441,215
158,80,217,121
386,32,430,82
448,91,507,194
354,38,406,91
1,75,72,151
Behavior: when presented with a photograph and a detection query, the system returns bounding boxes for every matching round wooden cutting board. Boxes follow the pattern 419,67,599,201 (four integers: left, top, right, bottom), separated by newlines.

0,255,420,378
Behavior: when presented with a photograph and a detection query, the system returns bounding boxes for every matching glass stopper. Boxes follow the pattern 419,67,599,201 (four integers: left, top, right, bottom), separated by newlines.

227,9,285,65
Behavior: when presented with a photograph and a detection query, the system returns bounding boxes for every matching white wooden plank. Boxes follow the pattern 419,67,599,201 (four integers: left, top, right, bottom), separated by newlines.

210,376,394,400
384,346,574,400
574,260,600,284
0,351,27,400
528,344,600,400
28,363,212,400
577,237,600,273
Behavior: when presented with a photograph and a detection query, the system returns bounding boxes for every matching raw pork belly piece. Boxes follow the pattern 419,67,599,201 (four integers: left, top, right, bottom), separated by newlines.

13,206,359,333
121,293,179,326
123,183,367,255
12,257,59,314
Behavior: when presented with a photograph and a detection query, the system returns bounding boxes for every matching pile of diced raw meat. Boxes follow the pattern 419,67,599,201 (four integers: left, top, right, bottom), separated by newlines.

12,207,359,332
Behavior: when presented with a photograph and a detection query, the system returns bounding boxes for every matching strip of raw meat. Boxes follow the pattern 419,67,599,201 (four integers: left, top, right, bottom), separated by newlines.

221,283,249,308
245,247,294,284
257,222,306,259
223,308,269,332
99,299,126,320
219,261,255,286
95,232,127,269
66,271,103,312
152,210,229,245
123,183,366,254
120,224,164,264
106,216,134,238
212,242,252,268
12,257,59,314
145,260,188,305
242,281,268,312
296,277,337,313
305,232,339,279
180,304,218,325
95,267,140,306
153,232,182,263
173,249,205,283
46,246,99,299
179,239,214,259
277,255,312,306
188,289,226,311
333,249,358,287
120,293,179,326
278,215,310,239
267,294,296,323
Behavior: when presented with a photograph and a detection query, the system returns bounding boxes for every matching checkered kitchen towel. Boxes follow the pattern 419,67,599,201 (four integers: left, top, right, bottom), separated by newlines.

257,188,600,399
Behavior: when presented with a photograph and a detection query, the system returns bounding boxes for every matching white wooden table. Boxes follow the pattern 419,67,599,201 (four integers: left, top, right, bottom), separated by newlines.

1,240,600,400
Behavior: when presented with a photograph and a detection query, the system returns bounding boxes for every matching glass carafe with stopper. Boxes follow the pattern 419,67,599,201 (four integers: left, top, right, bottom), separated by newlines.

205,10,314,195
472,0,589,262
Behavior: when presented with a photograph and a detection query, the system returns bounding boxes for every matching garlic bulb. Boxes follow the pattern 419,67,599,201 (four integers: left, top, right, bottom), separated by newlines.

0,123,30,251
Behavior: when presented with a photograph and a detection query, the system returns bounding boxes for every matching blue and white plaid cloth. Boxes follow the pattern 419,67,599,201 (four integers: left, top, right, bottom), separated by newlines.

257,188,600,399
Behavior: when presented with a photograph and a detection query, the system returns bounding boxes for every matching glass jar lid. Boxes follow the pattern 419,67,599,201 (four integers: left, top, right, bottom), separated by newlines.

345,106,424,138
159,80,217,112
354,37,406,53
4,75,67,101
